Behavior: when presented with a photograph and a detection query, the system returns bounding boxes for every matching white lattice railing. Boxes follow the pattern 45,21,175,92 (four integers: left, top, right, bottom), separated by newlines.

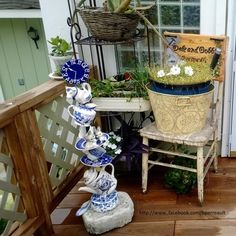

0,130,27,235
0,80,85,235
37,95,81,187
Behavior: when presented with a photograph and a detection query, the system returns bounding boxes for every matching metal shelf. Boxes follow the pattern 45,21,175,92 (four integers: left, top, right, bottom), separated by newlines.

75,35,144,46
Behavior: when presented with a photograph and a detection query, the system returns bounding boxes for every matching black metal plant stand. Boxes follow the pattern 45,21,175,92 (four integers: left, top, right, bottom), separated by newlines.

66,0,151,80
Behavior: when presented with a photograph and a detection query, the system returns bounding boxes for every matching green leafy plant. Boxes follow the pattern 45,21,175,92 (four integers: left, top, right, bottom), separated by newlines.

48,36,72,56
0,219,8,234
90,68,149,99
164,156,197,194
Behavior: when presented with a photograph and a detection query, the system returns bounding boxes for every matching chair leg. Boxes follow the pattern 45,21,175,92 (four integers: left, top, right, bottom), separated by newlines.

213,132,218,173
197,146,204,205
142,137,149,193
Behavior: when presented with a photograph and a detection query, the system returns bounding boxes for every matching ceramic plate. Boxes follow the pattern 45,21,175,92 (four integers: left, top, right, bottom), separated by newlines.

48,72,63,80
61,59,90,85
80,154,113,167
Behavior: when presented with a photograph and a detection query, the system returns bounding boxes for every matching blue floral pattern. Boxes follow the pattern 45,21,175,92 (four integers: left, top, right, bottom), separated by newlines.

80,154,113,167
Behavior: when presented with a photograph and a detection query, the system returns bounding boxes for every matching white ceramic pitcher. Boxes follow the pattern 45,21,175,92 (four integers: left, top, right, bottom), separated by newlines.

65,82,92,104
79,164,117,195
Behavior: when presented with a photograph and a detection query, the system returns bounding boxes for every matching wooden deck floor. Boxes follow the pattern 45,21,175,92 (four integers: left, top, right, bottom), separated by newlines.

52,158,236,236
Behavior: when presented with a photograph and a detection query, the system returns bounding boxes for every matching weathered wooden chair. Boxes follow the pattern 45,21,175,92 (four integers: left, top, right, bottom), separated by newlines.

140,80,223,205
140,33,227,205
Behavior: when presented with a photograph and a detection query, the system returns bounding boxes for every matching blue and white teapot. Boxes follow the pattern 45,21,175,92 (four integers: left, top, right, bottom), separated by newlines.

67,103,96,126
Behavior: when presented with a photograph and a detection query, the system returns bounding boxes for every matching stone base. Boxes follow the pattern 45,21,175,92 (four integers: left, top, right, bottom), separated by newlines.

82,191,134,235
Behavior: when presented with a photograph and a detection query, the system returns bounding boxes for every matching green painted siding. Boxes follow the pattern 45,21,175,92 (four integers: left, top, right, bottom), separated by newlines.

0,18,50,100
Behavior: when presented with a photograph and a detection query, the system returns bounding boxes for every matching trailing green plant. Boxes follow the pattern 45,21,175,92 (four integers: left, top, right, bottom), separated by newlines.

164,156,197,194
48,36,72,56
90,68,149,99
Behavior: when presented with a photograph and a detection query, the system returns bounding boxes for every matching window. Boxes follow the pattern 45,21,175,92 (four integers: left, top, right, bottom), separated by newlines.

116,0,200,71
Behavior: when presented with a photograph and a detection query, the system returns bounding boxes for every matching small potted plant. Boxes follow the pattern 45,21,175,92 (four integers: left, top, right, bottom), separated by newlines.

48,36,73,77
90,68,151,112
164,155,197,194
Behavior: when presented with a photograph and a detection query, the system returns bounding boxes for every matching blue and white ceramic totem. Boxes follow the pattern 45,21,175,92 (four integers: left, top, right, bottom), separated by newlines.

62,58,133,235
63,58,118,215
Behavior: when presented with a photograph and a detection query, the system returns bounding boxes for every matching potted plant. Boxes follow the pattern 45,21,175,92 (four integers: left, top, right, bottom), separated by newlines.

48,36,73,77
164,153,197,194
148,61,213,87
146,61,215,134
110,114,152,172
90,68,151,112
76,0,154,42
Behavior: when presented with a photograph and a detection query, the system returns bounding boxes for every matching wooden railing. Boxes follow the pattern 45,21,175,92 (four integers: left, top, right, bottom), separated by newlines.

0,80,84,235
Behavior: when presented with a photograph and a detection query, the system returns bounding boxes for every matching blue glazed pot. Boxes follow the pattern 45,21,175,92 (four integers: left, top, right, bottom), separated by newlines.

150,81,212,95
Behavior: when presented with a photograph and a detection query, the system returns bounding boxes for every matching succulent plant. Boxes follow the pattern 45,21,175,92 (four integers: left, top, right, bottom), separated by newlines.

78,0,142,13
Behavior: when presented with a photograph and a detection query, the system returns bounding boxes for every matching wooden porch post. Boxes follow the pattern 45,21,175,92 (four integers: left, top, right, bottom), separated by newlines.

4,109,54,235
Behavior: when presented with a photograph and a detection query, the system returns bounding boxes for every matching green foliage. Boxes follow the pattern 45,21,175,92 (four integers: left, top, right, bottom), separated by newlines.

112,0,131,13
54,67,62,76
48,36,71,56
107,0,122,12
164,156,197,194
77,0,87,8
90,68,148,99
77,0,145,13
130,67,149,98
0,219,8,234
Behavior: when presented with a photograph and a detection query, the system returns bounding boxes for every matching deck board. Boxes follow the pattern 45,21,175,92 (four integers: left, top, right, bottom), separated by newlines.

54,221,175,236
52,157,236,235
175,219,236,236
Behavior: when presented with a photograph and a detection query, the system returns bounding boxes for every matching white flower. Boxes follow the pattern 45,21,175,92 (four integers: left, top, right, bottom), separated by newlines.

107,143,112,148
170,65,181,75
111,144,117,150
184,66,194,76
178,60,186,66
115,149,122,154
103,141,108,147
116,136,121,142
157,70,165,77
109,132,115,136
